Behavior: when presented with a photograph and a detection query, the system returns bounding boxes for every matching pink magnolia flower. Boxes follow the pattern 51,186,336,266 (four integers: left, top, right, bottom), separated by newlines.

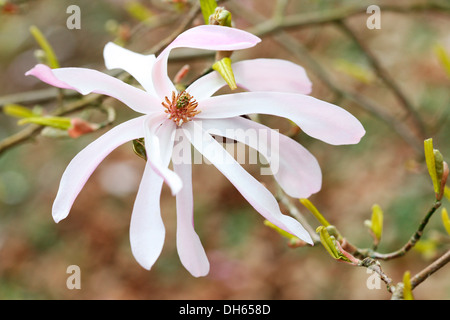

26,25,365,277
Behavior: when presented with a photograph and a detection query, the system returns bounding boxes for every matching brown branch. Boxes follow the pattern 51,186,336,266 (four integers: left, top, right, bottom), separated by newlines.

359,257,395,293
0,93,101,156
146,2,201,56
275,185,320,244
410,249,450,290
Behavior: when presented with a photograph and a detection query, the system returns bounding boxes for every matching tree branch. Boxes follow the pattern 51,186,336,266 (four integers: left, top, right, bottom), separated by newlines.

410,249,450,290
0,93,101,156
356,201,441,261
275,185,320,244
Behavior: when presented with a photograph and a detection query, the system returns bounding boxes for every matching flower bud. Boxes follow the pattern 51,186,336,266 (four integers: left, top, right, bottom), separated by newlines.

212,57,237,90
3,104,36,118
300,198,330,227
439,161,449,201
200,0,218,24
442,208,450,236
402,271,414,300
263,220,306,248
173,64,190,85
209,7,232,27
68,118,99,138
365,204,383,245
29,25,60,68
18,116,71,130
132,138,147,161
316,226,341,260
424,138,447,199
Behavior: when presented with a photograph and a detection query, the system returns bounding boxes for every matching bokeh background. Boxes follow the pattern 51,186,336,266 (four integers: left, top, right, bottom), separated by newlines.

0,0,450,300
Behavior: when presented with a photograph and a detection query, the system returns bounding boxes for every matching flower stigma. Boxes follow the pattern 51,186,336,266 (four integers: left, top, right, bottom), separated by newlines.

162,91,200,126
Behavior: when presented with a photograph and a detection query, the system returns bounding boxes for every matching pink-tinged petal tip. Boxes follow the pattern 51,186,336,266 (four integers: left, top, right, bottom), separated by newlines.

26,64,76,91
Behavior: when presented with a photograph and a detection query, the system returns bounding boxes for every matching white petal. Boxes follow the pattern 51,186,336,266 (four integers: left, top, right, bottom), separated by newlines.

152,25,261,100
26,64,160,114
103,42,158,97
173,129,209,277
130,116,181,271
184,121,313,244
130,162,166,270
199,117,322,198
144,115,181,195
197,92,366,146
52,116,147,223
187,58,312,100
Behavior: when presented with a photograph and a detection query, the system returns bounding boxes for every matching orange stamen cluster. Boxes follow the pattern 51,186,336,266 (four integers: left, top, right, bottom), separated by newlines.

162,91,200,126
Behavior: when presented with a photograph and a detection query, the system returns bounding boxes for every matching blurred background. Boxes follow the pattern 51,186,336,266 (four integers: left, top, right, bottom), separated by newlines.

0,0,450,299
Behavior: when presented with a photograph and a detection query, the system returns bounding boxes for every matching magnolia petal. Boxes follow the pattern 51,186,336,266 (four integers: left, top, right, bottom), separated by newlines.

103,42,158,97
199,117,321,198
197,92,365,146
188,58,312,100
129,161,166,270
52,116,147,223
173,129,209,277
26,64,160,114
130,115,179,271
152,25,261,100
144,115,181,195
184,121,313,244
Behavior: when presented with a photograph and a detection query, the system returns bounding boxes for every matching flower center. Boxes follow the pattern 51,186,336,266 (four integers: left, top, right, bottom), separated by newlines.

162,91,200,126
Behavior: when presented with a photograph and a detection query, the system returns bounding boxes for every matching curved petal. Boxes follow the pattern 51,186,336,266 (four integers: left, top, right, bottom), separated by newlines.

152,25,261,100
26,64,160,114
130,118,185,271
103,42,158,97
200,117,322,198
188,58,312,100
172,129,209,277
184,121,313,244
129,161,166,270
197,92,366,146
52,116,147,223
144,115,181,195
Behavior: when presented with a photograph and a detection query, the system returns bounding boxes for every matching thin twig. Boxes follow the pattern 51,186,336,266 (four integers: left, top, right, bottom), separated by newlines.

275,185,320,244
410,249,450,290
356,201,442,260
358,257,395,293
0,93,101,155
146,2,201,56
0,88,78,108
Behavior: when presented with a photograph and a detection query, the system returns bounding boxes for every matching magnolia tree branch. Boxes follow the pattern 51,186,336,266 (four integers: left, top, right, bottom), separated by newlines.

411,249,450,290
358,257,395,293
275,185,320,244
356,201,442,260
0,93,101,156
146,2,201,56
